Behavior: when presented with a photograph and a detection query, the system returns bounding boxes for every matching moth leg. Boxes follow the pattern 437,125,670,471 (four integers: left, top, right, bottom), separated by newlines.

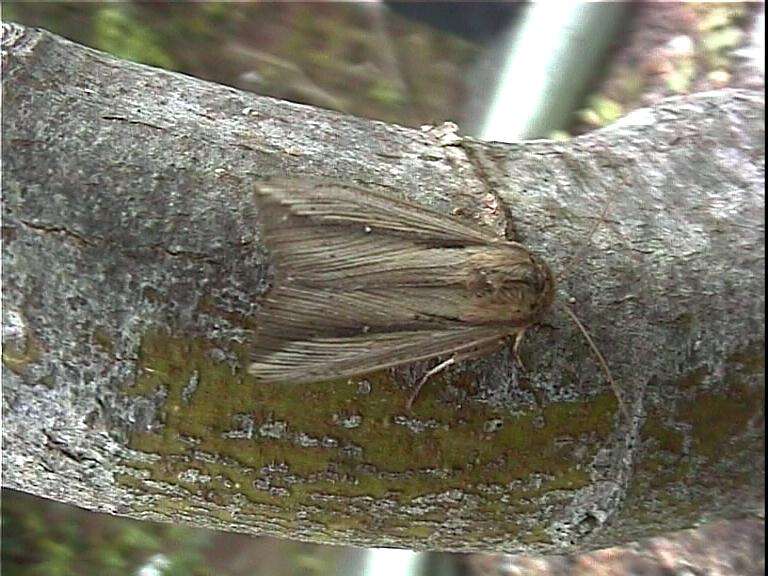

405,357,455,411
511,328,527,371
406,338,507,410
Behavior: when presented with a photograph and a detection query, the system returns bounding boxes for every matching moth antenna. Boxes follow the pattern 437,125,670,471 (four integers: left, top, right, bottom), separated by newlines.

555,196,629,422
559,199,612,279
406,357,456,411
561,304,631,423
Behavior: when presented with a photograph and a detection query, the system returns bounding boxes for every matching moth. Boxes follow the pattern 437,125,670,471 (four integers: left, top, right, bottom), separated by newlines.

247,178,557,408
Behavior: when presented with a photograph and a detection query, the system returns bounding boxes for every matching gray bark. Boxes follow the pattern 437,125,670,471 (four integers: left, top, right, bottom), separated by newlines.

2,22,764,554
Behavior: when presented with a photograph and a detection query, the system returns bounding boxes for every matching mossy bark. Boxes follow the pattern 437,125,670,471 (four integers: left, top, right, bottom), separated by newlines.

2,23,764,554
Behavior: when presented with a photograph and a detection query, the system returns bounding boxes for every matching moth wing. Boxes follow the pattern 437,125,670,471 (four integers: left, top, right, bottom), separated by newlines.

248,326,508,384
256,178,496,248
255,178,513,289
250,178,519,384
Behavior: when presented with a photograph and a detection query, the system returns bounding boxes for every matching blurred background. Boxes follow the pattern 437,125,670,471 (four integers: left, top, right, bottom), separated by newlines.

2,2,764,575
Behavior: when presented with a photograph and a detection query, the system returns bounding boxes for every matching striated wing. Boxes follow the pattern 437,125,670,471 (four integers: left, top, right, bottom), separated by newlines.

248,326,509,384
249,178,543,384
255,178,497,249
255,282,539,341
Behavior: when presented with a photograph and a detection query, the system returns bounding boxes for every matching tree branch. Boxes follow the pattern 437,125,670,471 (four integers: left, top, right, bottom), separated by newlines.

2,23,764,554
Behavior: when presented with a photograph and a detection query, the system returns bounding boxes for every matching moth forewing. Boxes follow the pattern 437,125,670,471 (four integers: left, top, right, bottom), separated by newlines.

248,327,513,385
248,178,555,393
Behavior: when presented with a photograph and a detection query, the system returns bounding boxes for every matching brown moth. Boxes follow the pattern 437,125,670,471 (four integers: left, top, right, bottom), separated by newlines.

247,178,556,407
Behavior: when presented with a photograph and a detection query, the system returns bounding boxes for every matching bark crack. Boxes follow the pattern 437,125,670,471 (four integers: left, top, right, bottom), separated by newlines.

18,219,97,247
459,138,521,242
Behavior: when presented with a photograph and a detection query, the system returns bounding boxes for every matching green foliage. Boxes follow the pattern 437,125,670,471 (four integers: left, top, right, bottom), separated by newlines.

697,4,749,70
1,491,213,576
2,3,19,22
665,58,696,94
4,2,477,128
92,5,175,70
368,78,406,107
577,95,624,128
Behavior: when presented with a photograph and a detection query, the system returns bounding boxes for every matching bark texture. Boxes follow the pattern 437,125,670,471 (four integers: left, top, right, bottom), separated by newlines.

2,23,764,554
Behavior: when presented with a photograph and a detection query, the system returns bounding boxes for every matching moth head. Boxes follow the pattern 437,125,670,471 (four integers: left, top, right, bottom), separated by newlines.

466,247,555,325
525,252,556,320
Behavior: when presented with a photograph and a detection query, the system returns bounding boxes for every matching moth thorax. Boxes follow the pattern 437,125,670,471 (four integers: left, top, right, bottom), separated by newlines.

465,248,554,323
